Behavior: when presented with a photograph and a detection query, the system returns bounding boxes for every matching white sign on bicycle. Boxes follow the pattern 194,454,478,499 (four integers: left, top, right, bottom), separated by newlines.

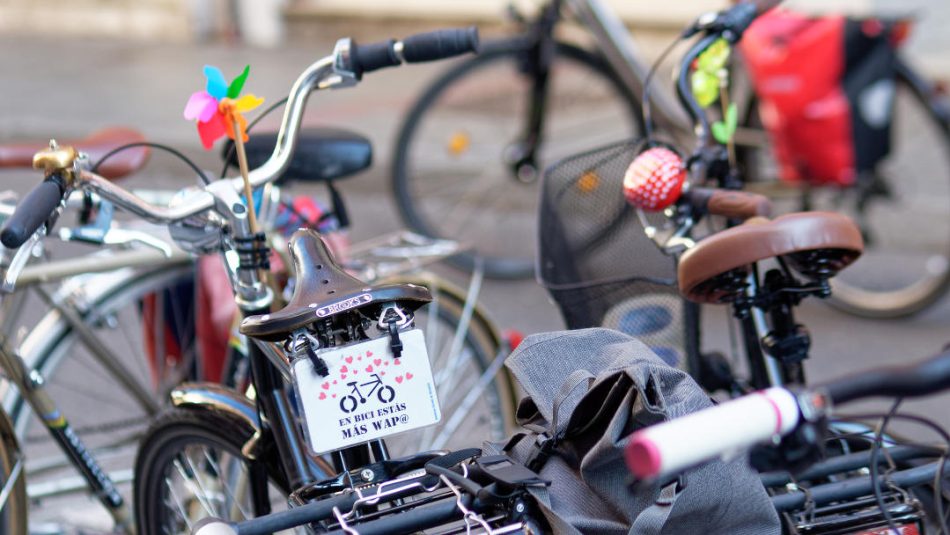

293,329,442,454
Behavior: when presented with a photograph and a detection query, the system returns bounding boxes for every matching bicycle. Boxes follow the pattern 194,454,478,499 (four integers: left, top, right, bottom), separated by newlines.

546,9,948,530
0,124,513,530
626,348,950,534
0,27,529,533
392,0,950,319
538,0,853,394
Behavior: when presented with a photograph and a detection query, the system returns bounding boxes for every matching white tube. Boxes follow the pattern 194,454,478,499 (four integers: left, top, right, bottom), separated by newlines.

625,387,800,480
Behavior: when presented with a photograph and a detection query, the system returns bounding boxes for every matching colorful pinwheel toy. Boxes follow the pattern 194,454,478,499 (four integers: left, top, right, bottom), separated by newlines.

184,65,264,150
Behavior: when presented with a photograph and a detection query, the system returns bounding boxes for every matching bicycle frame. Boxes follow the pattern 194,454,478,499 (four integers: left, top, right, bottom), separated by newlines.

565,0,691,134
0,31,500,531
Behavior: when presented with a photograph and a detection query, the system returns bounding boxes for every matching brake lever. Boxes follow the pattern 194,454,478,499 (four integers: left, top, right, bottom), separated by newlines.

2,227,46,293
59,226,173,257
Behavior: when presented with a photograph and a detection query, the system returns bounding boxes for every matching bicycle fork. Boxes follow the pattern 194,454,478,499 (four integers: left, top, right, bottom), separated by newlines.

0,340,133,533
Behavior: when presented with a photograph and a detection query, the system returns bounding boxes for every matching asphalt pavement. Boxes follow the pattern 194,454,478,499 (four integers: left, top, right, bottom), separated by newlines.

2,21,950,533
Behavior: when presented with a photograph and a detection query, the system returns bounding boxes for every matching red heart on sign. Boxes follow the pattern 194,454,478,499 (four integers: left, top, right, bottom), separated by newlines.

381,371,386,376
394,359,401,366
321,382,330,390
340,365,348,373
395,375,404,384
341,374,347,379
332,380,337,385
345,356,353,364
406,372,414,380
319,392,327,400
374,359,382,366
366,351,373,357
365,365,374,373
332,394,337,398
353,369,359,375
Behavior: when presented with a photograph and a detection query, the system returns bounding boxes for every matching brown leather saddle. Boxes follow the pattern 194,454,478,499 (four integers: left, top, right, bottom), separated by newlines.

0,127,149,180
678,212,864,304
240,229,432,341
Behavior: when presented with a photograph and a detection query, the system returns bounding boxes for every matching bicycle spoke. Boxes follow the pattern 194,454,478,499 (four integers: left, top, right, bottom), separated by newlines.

164,475,195,532
173,453,217,518
201,447,251,521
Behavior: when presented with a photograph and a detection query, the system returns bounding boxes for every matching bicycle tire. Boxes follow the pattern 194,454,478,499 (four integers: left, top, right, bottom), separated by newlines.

5,261,198,528
825,66,950,318
391,39,642,279
738,63,950,318
133,406,288,534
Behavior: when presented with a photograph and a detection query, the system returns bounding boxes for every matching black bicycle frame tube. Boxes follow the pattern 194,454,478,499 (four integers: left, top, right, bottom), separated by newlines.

244,315,314,490
233,485,469,535
683,301,702,383
515,1,561,175
738,312,771,389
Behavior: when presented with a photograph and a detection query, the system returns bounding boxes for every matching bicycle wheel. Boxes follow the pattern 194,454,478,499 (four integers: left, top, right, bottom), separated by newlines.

379,274,517,457
392,39,641,279
740,65,950,318
134,407,288,534
5,260,198,528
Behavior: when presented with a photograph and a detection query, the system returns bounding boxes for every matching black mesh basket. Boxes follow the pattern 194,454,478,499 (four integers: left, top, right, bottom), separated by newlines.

537,140,698,374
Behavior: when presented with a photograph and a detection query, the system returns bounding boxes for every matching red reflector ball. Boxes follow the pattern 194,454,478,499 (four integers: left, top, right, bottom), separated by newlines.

623,147,687,211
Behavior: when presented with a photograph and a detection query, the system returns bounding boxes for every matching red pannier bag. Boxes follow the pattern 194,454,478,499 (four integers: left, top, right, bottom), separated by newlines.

740,10,903,186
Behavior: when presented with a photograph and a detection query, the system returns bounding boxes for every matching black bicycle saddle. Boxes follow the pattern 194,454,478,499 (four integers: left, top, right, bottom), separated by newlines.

222,127,372,184
240,229,431,341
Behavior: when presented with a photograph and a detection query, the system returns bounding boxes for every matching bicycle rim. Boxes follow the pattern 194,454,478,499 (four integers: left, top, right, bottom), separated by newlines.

824,74,950,317
392,41,641,279
8,261,197,529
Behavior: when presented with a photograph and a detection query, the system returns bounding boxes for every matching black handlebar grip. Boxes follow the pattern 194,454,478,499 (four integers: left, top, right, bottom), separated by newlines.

0,174,66,249
349,38,399,78
822,350,950,405
400,27,479,63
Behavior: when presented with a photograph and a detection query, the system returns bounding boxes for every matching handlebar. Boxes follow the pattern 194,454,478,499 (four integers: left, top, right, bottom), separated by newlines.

623,147,772,220
821,349,950,405
1,27,481,245
626,349,950,481
677,1,783,147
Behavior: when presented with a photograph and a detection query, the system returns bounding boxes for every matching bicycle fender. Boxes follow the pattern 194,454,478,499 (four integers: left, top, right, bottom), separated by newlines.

170,382,263,460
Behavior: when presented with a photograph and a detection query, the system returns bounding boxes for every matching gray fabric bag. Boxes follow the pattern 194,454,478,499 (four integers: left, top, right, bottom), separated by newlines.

487,328,780,535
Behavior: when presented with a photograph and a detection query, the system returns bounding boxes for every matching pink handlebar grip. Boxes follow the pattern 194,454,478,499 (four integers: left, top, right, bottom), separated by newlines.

625,387,800,480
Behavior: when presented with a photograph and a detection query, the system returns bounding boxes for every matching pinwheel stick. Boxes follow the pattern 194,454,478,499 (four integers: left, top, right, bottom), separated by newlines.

215,98,259,234
230,117,259,234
